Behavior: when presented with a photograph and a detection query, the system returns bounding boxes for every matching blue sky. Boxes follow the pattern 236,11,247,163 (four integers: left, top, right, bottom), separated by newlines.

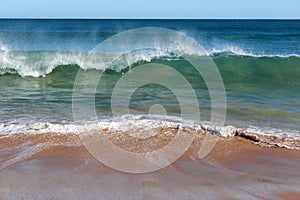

0,0,299,19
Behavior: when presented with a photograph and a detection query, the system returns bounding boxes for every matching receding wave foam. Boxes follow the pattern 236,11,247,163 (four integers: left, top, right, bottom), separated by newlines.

1,115,299,150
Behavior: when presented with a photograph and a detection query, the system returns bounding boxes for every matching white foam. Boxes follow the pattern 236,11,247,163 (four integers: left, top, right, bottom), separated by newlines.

0,115,196,136
0,47,88,77
209,44,300,58
210,45,251,56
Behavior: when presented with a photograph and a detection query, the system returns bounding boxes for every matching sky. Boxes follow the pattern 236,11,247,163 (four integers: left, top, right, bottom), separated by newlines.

0,0,299,19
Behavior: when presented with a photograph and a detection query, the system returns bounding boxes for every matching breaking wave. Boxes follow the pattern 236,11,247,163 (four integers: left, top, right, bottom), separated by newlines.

1,41,300,77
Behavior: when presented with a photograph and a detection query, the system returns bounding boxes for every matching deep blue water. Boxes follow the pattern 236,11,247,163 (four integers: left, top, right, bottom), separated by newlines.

0,19,299,55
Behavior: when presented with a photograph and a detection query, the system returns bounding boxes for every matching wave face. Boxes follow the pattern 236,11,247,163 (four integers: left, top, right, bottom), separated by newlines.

0,19,300,150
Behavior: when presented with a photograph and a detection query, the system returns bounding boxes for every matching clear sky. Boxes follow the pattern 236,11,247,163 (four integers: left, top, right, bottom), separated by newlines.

0,0,299,19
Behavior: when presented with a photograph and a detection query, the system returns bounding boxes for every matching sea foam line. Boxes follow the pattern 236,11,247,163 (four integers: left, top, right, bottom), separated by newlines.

1,116,299,150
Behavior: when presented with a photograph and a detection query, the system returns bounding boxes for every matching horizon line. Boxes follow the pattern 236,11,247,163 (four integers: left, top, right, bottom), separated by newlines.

0,17,299,20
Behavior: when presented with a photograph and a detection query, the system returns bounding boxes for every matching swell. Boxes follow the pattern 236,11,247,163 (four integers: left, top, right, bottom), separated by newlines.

215,55,300,86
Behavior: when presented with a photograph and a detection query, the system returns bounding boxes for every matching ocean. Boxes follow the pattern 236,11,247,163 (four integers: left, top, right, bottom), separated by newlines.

0,19,299,149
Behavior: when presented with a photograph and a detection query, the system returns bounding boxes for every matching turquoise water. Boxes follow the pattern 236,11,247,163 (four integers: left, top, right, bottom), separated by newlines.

0,19,299,139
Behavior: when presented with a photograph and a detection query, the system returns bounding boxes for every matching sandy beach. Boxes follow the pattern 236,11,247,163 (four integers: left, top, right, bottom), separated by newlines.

0,132,299,199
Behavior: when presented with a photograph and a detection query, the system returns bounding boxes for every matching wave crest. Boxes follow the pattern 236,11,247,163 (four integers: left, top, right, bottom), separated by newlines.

209,45,300,58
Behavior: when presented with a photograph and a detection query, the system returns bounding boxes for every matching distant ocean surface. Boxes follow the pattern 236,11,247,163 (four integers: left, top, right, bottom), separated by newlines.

0,19,299,148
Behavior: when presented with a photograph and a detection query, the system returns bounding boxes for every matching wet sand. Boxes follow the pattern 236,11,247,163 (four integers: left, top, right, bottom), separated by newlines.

0,133,299,199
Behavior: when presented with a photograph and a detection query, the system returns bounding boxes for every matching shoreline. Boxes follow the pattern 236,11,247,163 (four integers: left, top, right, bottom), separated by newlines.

0,132,299,199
